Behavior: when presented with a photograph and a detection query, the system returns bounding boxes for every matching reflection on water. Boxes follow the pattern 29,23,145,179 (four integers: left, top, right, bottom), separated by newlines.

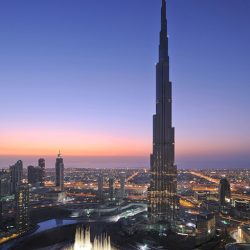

33,219,77,235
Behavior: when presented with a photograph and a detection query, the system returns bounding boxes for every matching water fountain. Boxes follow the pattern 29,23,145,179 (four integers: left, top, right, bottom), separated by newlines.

66,226,115,250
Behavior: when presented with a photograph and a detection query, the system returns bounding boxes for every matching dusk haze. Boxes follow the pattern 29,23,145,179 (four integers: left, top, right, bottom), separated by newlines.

0,0,249,168
1,1,250,250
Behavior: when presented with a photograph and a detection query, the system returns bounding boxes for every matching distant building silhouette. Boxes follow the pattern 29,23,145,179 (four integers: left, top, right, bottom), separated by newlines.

219,177,231,207
120,172,126,200
109,177,114,201
9,160,23,194
0,169,11,196
148,0,178,224
0,200,3,227
15,182,30,233
27,165,43,186
55,152,64,191
38,158,46,186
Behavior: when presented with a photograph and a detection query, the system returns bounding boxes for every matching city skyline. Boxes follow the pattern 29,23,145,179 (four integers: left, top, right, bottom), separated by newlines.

0,0,249,168
1,2,250,249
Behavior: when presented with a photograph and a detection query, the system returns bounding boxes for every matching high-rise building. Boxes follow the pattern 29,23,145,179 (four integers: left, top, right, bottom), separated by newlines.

38,158,46,186
148,0,178,224
0,169,11,196
9,160,23,194
0,200,3,227
109,177,114,201
27,165,43,186
0,170,12,230
97,174,104,201
219,178,231,207
55,152,64,191
195,213,216,245
120,172,126,200
15,182,30,233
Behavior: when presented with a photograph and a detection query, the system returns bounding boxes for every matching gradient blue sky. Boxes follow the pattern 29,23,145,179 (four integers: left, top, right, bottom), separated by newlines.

0,0,249,168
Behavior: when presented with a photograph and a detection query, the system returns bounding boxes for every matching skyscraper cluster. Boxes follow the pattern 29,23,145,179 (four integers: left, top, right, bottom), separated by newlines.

27,158,46,187
97,173,126,203
0,160,30,234
0,153,65,238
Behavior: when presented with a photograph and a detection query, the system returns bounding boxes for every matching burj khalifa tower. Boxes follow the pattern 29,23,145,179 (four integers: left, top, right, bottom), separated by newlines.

148,0,178,225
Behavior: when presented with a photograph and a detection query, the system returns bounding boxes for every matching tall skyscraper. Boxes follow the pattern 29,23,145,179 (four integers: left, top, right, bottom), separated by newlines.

55,152,64,191
148,0,178,224
38,158,46,186
9,160,23,194
219,178,231,207
15,182,30,233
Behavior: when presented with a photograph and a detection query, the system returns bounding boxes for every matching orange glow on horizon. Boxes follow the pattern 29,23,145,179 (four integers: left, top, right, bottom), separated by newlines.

0,128,248,157
0,128,150,157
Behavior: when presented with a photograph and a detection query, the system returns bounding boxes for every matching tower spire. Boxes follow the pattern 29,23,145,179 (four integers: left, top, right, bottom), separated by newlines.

159,0,168,62
161,0,167,30
148,0,178,224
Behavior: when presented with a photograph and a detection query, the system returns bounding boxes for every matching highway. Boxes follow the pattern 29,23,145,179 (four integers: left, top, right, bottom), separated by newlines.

190,171,220,184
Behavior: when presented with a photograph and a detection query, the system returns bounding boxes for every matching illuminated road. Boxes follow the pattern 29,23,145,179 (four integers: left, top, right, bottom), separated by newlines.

189,171,239,192
126,171,140,182
221,214,250,225
232,194,250,202
190,171,220,184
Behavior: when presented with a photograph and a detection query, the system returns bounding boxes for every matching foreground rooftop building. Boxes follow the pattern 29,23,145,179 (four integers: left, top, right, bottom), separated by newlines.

219,177,231,207
148,0,178,224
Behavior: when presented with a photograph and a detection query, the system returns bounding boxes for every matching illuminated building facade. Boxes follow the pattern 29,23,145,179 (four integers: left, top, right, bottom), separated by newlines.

15,182,30,232
148,0,178,223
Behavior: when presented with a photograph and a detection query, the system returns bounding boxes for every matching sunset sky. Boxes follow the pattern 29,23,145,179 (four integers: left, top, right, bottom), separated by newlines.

0,0,249,168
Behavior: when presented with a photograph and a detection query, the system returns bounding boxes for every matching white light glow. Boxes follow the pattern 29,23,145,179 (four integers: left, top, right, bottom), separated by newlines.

66,226,115,250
